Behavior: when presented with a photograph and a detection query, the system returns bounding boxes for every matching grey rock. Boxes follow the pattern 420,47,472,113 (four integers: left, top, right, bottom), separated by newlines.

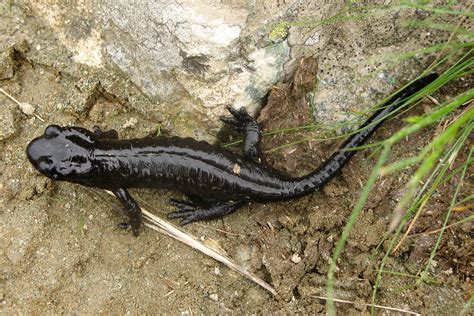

0,48,17,80
27,0,445,138
0,102,17,141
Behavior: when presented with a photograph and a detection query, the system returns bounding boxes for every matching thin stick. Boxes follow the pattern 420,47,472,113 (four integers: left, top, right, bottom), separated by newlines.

143,210,277,296
104,190,277,297
0,87,45,122
452,202,474,212
311,295,421,316
408,214,474,238
194,223,244,237
393,198,428,253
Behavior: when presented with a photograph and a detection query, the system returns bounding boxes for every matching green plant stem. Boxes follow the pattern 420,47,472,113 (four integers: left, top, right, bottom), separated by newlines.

326,144,391,315
387,89,473,146
392,108,474,231
423,144,473,275
399,1,474,17
371,121,473,312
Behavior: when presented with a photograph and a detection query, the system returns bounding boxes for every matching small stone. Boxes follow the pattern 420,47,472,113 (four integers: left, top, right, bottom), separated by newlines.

233,163,241,175
305,31,320,46
291,253,302,264
209,293,218,302
233,245,252,269
12,40,29,55
244,287,269,306
122,117,138,129
0,48,17,80
0,104,17,140
443,268,453,275
214,266,221,276
18,102,35,116
203,238,226,255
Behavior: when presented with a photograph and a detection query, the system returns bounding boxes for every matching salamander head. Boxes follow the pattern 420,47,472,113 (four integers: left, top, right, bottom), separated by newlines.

26,125,96,183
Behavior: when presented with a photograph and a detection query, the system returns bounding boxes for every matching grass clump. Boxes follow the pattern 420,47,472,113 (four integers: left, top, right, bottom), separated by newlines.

265,1,472,314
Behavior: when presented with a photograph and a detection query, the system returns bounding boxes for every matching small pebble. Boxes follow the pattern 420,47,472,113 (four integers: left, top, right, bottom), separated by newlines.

0,104,17,140
209,293,218,302
291,253,302,264
0,48,17,79
233,163,241,175
19,102,35,116
304,31,320,46
443,268,453,275
122,117,138,129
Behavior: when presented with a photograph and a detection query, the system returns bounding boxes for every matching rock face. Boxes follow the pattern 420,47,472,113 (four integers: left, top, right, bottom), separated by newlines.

29,1,292,127
26,0,442,139
98,0,291,113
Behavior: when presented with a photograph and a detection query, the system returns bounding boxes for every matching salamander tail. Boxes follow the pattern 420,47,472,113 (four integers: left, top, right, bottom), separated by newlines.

288,72,439,197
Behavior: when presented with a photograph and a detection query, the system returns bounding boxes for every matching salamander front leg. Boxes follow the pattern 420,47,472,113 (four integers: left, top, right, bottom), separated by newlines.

93,126,119,140
113,188,142,236
168,199,247,225
220,106,263,163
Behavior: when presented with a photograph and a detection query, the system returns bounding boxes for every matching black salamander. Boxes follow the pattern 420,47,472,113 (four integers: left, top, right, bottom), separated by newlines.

26,73,438,236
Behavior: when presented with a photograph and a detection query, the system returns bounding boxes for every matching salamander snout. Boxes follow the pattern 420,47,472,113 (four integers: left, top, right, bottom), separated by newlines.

26,125,62,163
26,130,60,179
26,125,93,182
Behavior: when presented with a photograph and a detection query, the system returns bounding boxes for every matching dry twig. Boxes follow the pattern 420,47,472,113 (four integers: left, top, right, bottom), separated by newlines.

104,190,277,296
312,295,421,315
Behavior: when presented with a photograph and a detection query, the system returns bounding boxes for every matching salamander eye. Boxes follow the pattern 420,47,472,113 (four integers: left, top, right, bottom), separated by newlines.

44,125,62,139
38,158,54,174
70,156,87,164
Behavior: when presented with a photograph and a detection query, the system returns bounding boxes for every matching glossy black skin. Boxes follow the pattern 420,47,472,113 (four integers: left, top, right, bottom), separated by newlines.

26,73,438,236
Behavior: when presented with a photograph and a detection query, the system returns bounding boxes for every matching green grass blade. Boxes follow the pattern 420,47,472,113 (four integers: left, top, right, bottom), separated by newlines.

423,143,473,276
399,1,474,17
326,145,391,315
371,121,473,311
387,89,474,145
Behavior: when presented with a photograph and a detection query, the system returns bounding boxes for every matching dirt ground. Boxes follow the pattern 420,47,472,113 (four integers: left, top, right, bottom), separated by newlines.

1,5,473,316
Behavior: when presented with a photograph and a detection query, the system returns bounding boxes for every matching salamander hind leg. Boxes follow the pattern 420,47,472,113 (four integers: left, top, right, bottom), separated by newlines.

171,194,216,208
220,105,263,163
168,199,247,225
